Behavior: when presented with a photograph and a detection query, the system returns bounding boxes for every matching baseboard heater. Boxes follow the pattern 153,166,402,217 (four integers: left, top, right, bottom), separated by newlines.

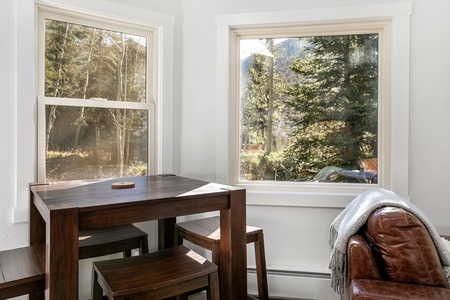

247,266,331,279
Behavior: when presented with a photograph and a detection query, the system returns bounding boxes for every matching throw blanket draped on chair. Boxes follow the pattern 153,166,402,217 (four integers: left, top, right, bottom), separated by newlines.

328,188,450,295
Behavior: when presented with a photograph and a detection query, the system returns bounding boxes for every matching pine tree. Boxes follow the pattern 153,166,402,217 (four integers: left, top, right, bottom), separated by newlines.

283,34,379,179
240,39,288,180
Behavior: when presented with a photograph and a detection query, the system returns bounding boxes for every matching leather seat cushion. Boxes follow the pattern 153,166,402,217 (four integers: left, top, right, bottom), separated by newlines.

364,207,448,288
350,279,450,300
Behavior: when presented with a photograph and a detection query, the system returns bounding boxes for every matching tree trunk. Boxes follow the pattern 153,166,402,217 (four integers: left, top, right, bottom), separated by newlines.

115,33,126,177
46,23,70,153
74,28,97,149
266,39,274,154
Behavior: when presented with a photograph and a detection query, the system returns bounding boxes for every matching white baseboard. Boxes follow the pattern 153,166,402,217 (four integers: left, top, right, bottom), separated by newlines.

247,267,339,300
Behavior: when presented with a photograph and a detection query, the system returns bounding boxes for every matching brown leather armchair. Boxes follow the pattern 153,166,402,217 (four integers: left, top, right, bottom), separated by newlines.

343,207,450,300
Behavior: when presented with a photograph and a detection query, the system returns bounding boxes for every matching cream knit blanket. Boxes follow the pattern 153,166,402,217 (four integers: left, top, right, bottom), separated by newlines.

328,188,450,295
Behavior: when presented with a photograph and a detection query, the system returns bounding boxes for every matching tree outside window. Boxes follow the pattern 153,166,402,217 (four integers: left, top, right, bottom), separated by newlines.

239,34,379,183
39,15,154,182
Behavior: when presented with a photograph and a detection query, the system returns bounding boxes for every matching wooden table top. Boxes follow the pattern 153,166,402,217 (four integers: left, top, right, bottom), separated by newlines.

31,175,238,211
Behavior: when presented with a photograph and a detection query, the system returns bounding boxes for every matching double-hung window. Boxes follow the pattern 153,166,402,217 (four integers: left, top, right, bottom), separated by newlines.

37,7,157,182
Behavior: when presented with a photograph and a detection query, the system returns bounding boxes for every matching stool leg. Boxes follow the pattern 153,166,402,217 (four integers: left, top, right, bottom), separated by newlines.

92,268,104,300
123,235,149,257
207,272,220,300
174,227,183,246
140,236,149,254
211,243,220,266
210,243,222,299
29,290,44,300
255,232,269,300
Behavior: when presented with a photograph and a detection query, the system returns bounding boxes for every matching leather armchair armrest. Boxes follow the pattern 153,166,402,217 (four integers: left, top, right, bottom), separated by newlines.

350,279,450,300
347,234,381,281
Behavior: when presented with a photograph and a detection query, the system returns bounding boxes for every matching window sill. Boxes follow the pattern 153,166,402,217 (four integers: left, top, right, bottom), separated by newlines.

238,181,377,208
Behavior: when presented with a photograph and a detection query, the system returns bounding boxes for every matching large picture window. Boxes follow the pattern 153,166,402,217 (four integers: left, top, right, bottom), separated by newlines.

239,33,379,184
216,3,411,204
37,9,156,182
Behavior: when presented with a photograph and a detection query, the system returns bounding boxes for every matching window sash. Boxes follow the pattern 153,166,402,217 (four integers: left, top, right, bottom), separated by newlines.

36,8,157,182
36,98,156,182
37,10,155,104
231,21,390,189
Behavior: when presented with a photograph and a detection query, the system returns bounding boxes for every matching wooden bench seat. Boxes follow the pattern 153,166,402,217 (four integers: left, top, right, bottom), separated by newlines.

92,245,220,300
0,224,148,300
0,244,45,300
79,224,149,259
175,216,269,300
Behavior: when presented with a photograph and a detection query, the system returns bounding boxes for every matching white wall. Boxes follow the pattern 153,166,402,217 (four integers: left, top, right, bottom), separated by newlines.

0,0,31,252
409,0,450,233
2,0,450,299
178,0,450,299
0,0,179,299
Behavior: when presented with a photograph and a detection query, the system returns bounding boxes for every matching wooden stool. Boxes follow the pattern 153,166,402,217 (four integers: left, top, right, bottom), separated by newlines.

81,224,149,299
91,245,220,300
175,216,269,300
79,224,149,259
0,225,148,300
0,244,45,300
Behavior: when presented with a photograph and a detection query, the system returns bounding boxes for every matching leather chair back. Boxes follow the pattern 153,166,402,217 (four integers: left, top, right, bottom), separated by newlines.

363,207,448,287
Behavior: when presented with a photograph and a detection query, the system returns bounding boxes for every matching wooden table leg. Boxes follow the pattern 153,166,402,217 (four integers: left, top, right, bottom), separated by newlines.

220,188,247,299
158,217,176,250
29,190,46,300
47,209,79,300
29,188,46,246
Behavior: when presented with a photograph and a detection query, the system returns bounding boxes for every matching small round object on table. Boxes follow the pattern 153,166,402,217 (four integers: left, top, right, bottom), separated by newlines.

111,182,135,189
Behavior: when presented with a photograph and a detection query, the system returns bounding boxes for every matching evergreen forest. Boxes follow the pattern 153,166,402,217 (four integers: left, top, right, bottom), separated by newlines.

240,34,379,183
44,19,149,181
43,19,379,184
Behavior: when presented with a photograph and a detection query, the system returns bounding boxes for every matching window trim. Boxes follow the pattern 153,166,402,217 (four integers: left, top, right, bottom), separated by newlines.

14,1,174,222
233,21,389,189
215,2,412,206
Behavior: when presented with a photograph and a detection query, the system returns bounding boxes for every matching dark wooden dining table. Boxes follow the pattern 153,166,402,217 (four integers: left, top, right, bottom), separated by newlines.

29,175,247,300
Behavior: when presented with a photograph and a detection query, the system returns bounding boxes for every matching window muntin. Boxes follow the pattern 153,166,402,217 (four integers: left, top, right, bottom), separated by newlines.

239,34,379,184
37,10,156,182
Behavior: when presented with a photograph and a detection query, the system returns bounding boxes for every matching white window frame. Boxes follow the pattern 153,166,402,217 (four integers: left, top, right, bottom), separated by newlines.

14,1,174,222
36,6,158,182
215,3,412,207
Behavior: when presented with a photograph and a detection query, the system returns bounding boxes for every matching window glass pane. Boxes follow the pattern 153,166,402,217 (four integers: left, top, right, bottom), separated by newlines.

45,105,148,182
45,19,147,102
239,34,378,183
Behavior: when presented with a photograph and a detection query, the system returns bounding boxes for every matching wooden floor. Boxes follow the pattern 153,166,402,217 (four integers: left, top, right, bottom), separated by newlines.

95,292,257,300
97,293,306,300
189,293,311,300
188,292,312,300
188,292,257,300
